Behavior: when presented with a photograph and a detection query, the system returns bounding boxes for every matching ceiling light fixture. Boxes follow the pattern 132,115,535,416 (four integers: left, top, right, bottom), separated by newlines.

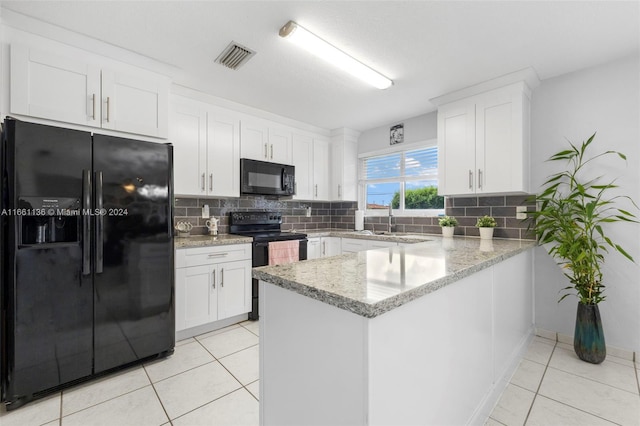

279,20,393,90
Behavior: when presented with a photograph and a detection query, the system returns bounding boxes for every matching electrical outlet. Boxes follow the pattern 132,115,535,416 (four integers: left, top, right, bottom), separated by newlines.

516,206,527,213
202,204,209,218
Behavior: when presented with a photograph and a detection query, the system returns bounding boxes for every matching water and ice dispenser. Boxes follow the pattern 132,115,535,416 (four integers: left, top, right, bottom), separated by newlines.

18,197,81,245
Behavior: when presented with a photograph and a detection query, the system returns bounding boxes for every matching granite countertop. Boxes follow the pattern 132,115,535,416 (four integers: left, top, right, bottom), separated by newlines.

302,229,434,243
253,237,536,318
174,234,252,248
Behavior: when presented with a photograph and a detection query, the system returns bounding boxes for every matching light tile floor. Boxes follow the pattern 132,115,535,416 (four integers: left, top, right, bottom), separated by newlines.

2,327,638,426
0,321,260,426
487,336,640,426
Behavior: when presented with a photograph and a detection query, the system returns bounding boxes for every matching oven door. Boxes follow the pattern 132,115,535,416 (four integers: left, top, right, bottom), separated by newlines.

252,239,307,267
241,158,295,196
250,239,307,320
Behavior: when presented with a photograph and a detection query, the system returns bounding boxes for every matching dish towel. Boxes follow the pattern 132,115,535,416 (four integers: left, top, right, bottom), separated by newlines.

268,240,299,265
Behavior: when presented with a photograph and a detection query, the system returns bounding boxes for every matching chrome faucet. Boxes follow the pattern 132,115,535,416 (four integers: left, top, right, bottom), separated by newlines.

388,204,395,233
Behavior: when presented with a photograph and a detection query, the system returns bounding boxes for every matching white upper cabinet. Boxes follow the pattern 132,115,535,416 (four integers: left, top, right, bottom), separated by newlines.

330,129,359,201
169,96,240,197
433,70,537,196
240,119,269,161
10,44,169,138
240,119,292,164
170,99,207,196
11,45,101,127
292,133,314,200
101,69,168,138
292,133,330,200
268,127,292,164
207,108,241,197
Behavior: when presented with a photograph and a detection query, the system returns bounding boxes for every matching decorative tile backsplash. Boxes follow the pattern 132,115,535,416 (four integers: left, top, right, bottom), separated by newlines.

174,194,534,240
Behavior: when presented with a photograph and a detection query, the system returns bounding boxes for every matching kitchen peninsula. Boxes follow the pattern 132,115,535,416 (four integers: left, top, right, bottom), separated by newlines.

254,237,535,425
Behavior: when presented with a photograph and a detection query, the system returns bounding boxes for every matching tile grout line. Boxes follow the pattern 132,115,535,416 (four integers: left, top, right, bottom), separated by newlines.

142,364,172,425
193,332,260,402
58,391,63,426
522,341,556,425
524,342,630,425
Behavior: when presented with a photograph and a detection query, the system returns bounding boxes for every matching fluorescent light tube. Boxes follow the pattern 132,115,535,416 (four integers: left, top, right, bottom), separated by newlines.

279,20,393,90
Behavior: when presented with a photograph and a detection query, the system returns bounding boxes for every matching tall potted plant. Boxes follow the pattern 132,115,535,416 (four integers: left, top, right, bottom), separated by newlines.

529,133,637,364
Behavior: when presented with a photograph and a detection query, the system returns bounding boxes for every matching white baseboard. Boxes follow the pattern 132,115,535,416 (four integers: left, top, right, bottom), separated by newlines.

468,327,535,426
176,313,249,341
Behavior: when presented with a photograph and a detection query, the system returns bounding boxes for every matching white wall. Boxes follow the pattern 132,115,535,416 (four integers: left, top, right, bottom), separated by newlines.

530,55,640,352
357,111,437,154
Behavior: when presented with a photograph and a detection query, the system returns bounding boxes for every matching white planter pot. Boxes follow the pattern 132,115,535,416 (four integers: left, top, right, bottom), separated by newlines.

479,227,494,240
441,226,455,237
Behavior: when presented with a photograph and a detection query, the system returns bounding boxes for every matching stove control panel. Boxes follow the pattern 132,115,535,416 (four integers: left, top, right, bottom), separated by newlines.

229,211,282,225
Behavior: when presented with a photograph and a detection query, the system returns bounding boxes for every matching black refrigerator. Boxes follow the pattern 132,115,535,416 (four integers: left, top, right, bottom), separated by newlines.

0,118,174,409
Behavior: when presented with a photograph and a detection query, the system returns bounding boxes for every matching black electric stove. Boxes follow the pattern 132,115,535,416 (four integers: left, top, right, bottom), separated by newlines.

229,211,307,320
229,211,307,241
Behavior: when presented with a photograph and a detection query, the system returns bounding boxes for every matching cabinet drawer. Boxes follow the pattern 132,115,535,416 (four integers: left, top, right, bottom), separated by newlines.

176,244,251,268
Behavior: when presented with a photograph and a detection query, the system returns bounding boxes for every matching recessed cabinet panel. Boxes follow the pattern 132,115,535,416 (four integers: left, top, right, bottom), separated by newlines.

169,101,207,196
102,69,168,138
292,133,314,200
313,138,330,200
218,260,252,320
11,45,101,127
241,120,269,161
208,111,240,197
439,103,476,196
176,265,216,330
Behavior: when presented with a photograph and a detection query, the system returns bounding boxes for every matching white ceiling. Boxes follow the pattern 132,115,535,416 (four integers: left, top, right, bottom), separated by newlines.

2,1,638,132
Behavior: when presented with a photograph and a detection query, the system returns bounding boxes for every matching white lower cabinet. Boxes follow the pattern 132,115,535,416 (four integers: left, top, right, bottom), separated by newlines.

341,238,369,253
307,237,342,259
307,237,322,260
175,244,251,333
341,238,398,253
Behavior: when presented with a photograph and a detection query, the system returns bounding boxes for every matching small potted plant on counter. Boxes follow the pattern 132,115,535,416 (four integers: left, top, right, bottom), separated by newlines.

476,215,497,239
528,133,637,364
438,216,458,237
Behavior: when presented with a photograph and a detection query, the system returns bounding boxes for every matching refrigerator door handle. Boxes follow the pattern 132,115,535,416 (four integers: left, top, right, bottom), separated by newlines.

82,169,92,275
95,171,104,274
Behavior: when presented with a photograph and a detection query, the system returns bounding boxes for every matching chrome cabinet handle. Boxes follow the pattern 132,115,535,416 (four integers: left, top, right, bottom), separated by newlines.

212,270,216,289
105,97,110,122
201,173,205,191
221,268,224,287
322,241,326,256
338,184,341,197
207,252,229,258
91,94,96,119
264,143,268,159
209,173,213,191
270,144,274,159
469,170,473,190
315,184,318,198
478,169,483,189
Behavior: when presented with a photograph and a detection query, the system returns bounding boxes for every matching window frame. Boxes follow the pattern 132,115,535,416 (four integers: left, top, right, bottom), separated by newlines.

358,139,444,217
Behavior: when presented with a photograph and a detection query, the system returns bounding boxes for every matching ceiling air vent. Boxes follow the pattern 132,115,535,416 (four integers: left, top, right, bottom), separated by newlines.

215,42,256,70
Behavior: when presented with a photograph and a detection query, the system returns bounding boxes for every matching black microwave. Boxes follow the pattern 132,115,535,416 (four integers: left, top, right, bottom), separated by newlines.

240,158,295,196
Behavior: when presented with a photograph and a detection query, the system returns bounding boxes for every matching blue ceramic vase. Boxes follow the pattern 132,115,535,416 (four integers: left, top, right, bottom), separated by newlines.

574,303,606,364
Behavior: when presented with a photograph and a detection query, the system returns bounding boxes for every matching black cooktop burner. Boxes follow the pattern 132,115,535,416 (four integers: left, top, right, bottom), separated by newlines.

228,211,307,242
